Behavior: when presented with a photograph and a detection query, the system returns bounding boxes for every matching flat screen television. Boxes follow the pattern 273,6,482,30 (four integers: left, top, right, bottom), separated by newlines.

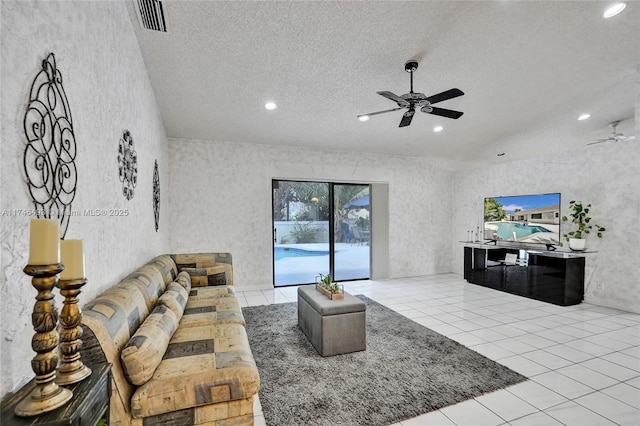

484,193,560,245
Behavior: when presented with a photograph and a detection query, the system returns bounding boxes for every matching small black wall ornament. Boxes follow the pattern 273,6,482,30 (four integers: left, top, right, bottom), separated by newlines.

153,160,160,232
23,53,77,238
118,130,137,200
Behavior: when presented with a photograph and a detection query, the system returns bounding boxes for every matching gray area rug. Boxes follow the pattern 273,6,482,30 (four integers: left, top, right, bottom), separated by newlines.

242,295,527,426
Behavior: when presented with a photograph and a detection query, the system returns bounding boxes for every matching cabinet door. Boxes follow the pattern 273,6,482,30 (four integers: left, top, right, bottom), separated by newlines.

473,248,487,269
529,255,567,304
463,247,473,280
564,258,585,305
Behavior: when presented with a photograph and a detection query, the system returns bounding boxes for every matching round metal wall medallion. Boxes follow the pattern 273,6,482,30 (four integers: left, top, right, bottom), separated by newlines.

118,130,137,200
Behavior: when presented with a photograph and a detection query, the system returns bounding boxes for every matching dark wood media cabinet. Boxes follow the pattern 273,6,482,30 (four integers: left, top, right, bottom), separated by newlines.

463,245,586,306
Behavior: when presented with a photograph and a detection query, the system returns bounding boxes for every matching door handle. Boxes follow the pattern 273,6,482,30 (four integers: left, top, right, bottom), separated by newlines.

274,228,277,243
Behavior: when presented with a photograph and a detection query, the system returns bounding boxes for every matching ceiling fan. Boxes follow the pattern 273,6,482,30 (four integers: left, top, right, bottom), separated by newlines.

357,60,464,128
588,120,636,145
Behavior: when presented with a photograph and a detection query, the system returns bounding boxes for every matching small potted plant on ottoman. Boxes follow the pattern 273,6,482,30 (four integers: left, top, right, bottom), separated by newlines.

316,273,344,300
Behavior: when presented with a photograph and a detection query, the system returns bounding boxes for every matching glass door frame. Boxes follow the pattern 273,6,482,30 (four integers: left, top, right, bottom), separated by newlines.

272,180,370,287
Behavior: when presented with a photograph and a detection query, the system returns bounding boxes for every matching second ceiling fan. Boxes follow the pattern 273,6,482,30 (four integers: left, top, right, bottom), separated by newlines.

358,60,464,127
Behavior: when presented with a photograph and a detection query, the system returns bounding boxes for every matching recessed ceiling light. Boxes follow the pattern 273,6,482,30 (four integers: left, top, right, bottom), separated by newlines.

264,102,277,110
604,3,626,18
578,113,591,121
433,125,443,132
358,115,370,122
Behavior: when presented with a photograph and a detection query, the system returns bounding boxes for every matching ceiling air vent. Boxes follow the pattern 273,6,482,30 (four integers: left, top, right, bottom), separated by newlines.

135,0,168,33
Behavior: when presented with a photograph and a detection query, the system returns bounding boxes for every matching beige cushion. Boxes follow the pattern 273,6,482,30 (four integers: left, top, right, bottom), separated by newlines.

181,291,245,327
171,253,234,285
124,265,167,312
149,255,178,284
82,281,151,415
121,304,179,386
182,265,229,287
130,323,260,418
188,286,236,299
175,270,192,293
157,282,188,320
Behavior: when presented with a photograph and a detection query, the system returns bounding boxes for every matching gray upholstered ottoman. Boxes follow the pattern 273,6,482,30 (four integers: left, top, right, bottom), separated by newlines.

297,286,366,357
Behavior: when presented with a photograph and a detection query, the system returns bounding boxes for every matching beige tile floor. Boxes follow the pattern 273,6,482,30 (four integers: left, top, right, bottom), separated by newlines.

237,274,640,426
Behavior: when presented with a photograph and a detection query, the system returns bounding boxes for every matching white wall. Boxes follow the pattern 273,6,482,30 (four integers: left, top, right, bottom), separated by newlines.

0,1,169,395
168,138,455,289
451,140,640,313
168,134,640,313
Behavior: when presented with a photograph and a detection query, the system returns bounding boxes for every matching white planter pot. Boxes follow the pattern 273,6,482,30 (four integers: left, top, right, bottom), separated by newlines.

568,238,587,251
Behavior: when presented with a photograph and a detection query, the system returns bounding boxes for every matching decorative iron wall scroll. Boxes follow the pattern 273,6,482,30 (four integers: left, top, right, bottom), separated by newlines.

23,53,77,238
117,130,137,200
153,160,160,231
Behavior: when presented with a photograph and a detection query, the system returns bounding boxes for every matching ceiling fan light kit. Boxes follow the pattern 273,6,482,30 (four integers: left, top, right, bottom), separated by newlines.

588,120,636,145
357,60,464,127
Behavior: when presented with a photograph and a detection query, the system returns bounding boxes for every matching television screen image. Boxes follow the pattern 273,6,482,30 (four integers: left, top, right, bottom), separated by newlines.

484,193,560,244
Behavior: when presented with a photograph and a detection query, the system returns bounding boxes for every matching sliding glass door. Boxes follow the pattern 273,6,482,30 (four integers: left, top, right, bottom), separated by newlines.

272,180,370,286
272,181,330,286
333,184,370,281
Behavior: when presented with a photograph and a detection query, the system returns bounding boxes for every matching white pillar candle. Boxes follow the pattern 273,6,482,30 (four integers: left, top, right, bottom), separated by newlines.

60,239,85,280
28,219,60,265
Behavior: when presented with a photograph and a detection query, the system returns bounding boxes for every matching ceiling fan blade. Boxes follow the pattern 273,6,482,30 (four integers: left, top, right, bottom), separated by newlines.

426,106,464,119
377,91,409,107
588,135,636,145
399,108,415,127
425,88,464,105
357,107,404,118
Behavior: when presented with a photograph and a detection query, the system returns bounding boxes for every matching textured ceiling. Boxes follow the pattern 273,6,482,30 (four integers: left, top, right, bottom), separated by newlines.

127,1,639,166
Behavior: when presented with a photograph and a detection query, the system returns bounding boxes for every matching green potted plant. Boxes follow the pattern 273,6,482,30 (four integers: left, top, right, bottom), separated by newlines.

316,273,343,300
560,200,606,251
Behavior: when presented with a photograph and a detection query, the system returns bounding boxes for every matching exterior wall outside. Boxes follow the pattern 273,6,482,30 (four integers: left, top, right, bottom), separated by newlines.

509,209,558,224
452,140,640,314
168,138,455,290
0,1,169,395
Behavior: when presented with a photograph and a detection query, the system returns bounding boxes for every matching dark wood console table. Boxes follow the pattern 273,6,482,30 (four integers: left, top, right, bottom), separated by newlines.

1,363,111,426
463,245,586,306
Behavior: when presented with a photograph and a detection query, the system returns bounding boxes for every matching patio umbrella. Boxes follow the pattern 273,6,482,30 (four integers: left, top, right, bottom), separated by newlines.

343,195,369,209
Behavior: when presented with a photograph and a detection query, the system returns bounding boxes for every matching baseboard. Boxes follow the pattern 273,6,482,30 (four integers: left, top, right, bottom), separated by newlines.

235,284,274,292
584,295,640,314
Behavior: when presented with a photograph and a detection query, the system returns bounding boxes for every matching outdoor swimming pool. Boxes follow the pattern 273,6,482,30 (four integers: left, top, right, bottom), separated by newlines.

490,222,553,240
274,247,330,261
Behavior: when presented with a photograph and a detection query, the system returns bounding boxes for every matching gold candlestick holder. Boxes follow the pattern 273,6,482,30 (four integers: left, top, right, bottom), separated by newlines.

15,263,73,417
55,277,91,385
